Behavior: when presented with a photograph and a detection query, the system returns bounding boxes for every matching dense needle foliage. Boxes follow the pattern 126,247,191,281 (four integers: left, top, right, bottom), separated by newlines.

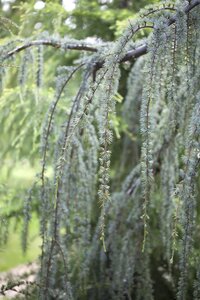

0,0,200,299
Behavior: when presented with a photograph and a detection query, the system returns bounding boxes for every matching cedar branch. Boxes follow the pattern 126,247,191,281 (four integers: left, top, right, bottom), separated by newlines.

2,0,200,64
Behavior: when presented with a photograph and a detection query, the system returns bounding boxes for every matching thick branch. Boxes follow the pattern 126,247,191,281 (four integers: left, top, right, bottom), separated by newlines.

120,44,147,62
3,39,98,60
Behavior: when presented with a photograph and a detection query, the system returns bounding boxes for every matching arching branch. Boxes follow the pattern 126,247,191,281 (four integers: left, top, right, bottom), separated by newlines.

121,0,200,62
3,39,98,60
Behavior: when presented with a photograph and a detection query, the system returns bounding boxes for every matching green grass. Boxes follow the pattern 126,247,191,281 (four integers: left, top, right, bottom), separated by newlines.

0,215,41,272
0,160,41,272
